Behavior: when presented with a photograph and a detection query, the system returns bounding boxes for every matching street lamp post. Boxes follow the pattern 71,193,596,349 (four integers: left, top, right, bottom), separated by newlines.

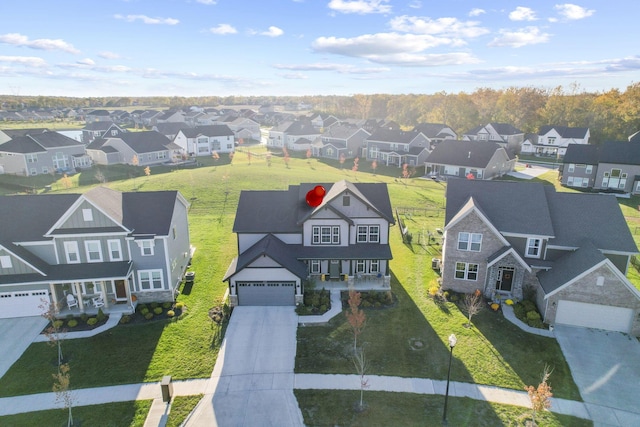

442,333,457,426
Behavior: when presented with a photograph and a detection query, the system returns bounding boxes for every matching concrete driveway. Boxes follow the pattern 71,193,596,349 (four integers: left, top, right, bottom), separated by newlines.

185,306,303,427
555,325,640,426
0,317,49,380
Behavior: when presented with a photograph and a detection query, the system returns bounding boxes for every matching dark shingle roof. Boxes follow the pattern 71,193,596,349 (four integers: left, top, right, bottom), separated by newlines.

1,128,48,138
181,125,234,138
0,136,47,153
83,121,117,131
413,123,455,139
122,191,180,235
561,144,599,164
116,131,171,153
537,242,606,294
367,128,422,144
426,140,507,168
28,132,83,149
538,125,589,139
598,141,640,165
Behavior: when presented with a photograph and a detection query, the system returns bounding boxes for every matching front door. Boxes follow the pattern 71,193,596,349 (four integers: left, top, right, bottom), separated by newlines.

115,280,127,301
329,260,341,279
496,268,514,293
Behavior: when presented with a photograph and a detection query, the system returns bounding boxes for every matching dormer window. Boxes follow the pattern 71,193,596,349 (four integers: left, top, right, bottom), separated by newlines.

82,208,93,222
526,238,542,258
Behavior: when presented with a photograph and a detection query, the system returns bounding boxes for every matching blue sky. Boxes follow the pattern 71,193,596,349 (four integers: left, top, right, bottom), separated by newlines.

0,0,638,97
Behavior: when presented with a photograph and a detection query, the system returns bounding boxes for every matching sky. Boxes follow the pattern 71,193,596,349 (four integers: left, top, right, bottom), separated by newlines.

0,0,638,98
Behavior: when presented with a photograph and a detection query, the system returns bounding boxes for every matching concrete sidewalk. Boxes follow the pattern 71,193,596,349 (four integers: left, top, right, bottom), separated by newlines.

32,313,122,342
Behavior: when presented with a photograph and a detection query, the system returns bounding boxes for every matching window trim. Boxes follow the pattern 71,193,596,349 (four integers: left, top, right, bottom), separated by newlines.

526,238,542,258
138,239,155,256
138,269,164,291
64,241,81,264
457,232,482,252
82,208,93,222
310,260,321,274
84,240,103,263
312,225,340,245
357,225,380,243
455,262,478,281
0,255,12,269
107,239,123,261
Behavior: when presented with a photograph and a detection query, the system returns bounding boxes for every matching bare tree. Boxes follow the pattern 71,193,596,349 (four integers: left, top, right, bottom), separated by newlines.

40,299,64,368
53,363,75,427
462,290,483,328
352,347,370,411
525,365,553,426
345,288,366,353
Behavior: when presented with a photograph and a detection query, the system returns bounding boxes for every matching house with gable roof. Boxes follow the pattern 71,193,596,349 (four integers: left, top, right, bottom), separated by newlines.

443,179,640,335
0,186,191,319
81,121,126,144
86,131,181,166
520,125,590,157
424,139,515,180
365,128,431,167
173,125,235,156
413,123,458,144
463,123,524,153
223,180,395,306
312,124,370,160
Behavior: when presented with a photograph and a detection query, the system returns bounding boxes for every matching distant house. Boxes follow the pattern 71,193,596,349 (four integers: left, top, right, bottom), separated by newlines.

223,117,261,142
0,130,91,175
85,109,112,123
81,121,126,144
173,125,235,157
365,128,430,167
424,140,515,180
86,131,181,166
155,110,185,124
0,128,48,144
308,113,339,130
312,124,370,160
413,123,458,144
520,126,590,157
267,120,321,151
463,123,524,153
153,122,192,141
443,179,640,336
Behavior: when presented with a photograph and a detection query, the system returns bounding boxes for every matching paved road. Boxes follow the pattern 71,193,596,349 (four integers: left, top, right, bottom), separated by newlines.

184,306,303,427
0,317,48,380
555,325,640,426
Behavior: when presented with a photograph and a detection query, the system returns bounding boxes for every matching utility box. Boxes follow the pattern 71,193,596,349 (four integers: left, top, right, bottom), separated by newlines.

432,258,441,271
185,271,195,284
161,375,173,403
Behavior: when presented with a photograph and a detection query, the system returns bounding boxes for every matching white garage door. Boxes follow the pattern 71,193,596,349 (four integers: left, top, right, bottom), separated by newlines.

237,282,295,306
556,300,633,333
0,290,50,319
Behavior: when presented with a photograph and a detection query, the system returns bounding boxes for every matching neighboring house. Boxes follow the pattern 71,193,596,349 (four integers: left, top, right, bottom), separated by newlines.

155,110,185,124
0,131,91,175
139,111,163,127
312,124,370,160
308,113,338,129
520,126,590,157
153,122,192,141
463,123,524,153
0,186,192,319
0,128,48,144
442,179,640,336
424,140,515,180
222,117,261,142
173,125,235,157
81,121,126,144
560,141,640,193
365,128,430,167
85,109,112,123
413,123,458,144
629,131,640,143
267,120,321,150
86,131,181,166
223,180,395,306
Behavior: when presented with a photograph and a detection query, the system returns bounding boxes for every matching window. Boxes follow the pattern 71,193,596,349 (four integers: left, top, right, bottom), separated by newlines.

138,270,163,290
357,225,380,243
343,195,350,206
172,226,177,240
526,238,542,258
457,232,482,251
111,129,118,136
82,208,93,221
139,240,154,256
370,260,379,273
310,260,320,274
26,153,37,163
585,165,593,174
64,241,80,264
0,255,12,269
455,262,478,280
85,240,103,262
356,260,366,273
568,163,575,173
548,137,556,145
107,239,122,261
312,226,340,245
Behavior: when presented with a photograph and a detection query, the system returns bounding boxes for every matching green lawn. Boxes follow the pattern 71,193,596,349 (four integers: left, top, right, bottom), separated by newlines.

295,390,591,427
166,394,204,427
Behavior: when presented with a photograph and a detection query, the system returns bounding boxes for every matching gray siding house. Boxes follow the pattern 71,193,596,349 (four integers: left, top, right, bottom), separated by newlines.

312,125,370,160
86,131,182,166
0,187,192,319
424,140,515,179
442,179,640,336
224,180,395,306
463,123,524,153
365,128,431,167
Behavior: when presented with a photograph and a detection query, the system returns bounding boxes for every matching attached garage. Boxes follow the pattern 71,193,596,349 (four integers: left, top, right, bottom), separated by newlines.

0,290,50,319
237,282,295,306
556,300,633,334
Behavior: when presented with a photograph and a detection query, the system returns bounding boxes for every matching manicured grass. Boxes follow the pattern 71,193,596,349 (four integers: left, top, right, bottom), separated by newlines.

0,400,152,427
166,394,204,427
295,390,592,427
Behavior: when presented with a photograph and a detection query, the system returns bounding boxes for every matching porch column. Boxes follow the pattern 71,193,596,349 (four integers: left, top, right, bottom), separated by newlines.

49,283,58,313
73,282,85,312
100,281,109,310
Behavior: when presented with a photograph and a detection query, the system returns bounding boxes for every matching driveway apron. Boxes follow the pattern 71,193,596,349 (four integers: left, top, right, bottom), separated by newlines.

0,317,48,380
555,325,640,426
185,306,303,427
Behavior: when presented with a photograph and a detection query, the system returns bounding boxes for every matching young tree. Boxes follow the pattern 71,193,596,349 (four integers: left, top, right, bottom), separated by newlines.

60,173,72,190
345,288,366,353
525,365,553,426
462,289,483,328
265,151,272,167
352,157,359,178
352,347,370,412
144,166,151,177
283,147,290,168
40,299,64,368
339,152,346,168
228,151,235,164
53,363,75,427
94,169,107,184
247,150,252,165
371,160,378,175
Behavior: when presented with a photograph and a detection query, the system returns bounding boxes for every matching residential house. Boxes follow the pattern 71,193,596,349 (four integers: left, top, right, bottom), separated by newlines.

463,123,524,153
413,123,458,144
442,179,640,335
424,140,515,180
81,121,126,144
267,120,321,151
139,110,163,127
86,131,181,166
223,180,395,306
173,125,235,157
365,128,430,167
308,113,339,130
0,186,192,319
220,117,261,142
312,124,370,160
152,122,192,141
0,131,91,175
155,110,185,124
85,109,112,123
521,125,590,157
0,128,48,144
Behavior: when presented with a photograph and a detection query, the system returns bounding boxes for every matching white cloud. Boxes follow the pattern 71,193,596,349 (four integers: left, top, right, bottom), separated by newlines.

389,16,490,39
409,1,421,9
196,0,217,4
261,26,284,37
509,7,537,21
98,51,120,60
209,24,237,35
0,55,47,67
0,33,80,54
114,14,180,25
469,8,485,17
488,26,550,48
554,4,595,20
280,72,308,79
77,58,95,66
328,0,391,15
273,62,389,74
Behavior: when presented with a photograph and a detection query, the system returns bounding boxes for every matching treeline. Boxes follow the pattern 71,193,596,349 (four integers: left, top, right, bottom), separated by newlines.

1,82,639,143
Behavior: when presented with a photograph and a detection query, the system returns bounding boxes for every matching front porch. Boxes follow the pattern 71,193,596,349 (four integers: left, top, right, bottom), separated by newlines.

51,277,136,319
55,300,136,319
311,274,391,291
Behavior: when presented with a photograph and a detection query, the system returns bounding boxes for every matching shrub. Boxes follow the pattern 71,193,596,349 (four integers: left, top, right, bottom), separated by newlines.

428,286,440,297
296,305,311,315
140,307,150,315
319,304,327,313
137,304,148,313
53,320,64,329
144,312,154,320
86,317,98,326
150,302,159,309
153,307,163,315
522,300,537,312
166,310,175,318
162,302,172,309
96,308,106,322
67,319,78,328
526,310,541,322
80,313,89,322
362,300,372,308
175,301,185,310
513,303,526,319
119,315,131,324
528,318,545,329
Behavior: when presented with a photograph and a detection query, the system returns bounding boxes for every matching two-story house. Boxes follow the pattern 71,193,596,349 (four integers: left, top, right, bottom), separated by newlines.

412,123,458,144
442,179,640,335
81,121,126,144
173,125,236,157
424,140,516,180
0,186,192,319
521,125,590,157
312,124,371,160
223,180,395,306
463,123,524,153
365,128,431,167
86,131,182,166
0,130,91,176
267,120,321,151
